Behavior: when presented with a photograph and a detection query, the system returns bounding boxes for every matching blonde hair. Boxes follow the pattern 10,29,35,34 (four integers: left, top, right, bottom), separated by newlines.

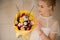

37,0,56,10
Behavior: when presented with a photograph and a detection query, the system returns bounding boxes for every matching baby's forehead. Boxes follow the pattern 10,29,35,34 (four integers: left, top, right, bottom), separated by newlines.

37,1,48,6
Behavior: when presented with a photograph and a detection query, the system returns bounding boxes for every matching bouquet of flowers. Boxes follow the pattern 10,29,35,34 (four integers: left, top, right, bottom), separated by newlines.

14,10,36,40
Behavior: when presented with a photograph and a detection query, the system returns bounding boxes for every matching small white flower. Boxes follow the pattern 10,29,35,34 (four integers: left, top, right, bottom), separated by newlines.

23,16,28,21
18,23,23,26
24,22,28,25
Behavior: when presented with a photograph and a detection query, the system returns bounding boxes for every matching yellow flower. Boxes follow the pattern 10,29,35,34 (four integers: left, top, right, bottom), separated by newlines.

19,17,24,23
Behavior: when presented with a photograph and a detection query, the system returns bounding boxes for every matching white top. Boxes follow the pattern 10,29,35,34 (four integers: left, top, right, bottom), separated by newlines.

29,15,59,40
17,15,59,40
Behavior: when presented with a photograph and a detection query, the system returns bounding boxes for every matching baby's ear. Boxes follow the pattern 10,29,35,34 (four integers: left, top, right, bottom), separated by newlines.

48,6,52,10
48,6,56,11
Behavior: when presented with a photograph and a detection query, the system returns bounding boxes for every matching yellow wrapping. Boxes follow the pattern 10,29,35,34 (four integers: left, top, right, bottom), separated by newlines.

14,10,36,40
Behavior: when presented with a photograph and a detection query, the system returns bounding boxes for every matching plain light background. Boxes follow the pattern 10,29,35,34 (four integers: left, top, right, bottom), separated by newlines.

0,0,60,40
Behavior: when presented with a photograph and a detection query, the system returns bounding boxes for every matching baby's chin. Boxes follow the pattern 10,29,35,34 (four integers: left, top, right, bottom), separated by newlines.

38,11,44,15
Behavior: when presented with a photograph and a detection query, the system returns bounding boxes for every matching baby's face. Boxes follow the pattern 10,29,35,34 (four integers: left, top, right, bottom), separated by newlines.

37,0,52,16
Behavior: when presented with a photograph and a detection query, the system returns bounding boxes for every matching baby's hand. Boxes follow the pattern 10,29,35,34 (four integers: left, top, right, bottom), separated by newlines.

36,19,43,29
36,19,43,34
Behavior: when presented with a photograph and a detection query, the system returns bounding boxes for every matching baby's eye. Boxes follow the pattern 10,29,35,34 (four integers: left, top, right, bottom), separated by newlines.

38,4,44,8
40,5,44,8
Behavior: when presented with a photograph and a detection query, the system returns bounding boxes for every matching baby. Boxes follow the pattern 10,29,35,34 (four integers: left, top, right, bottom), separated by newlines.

30,0,59,40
